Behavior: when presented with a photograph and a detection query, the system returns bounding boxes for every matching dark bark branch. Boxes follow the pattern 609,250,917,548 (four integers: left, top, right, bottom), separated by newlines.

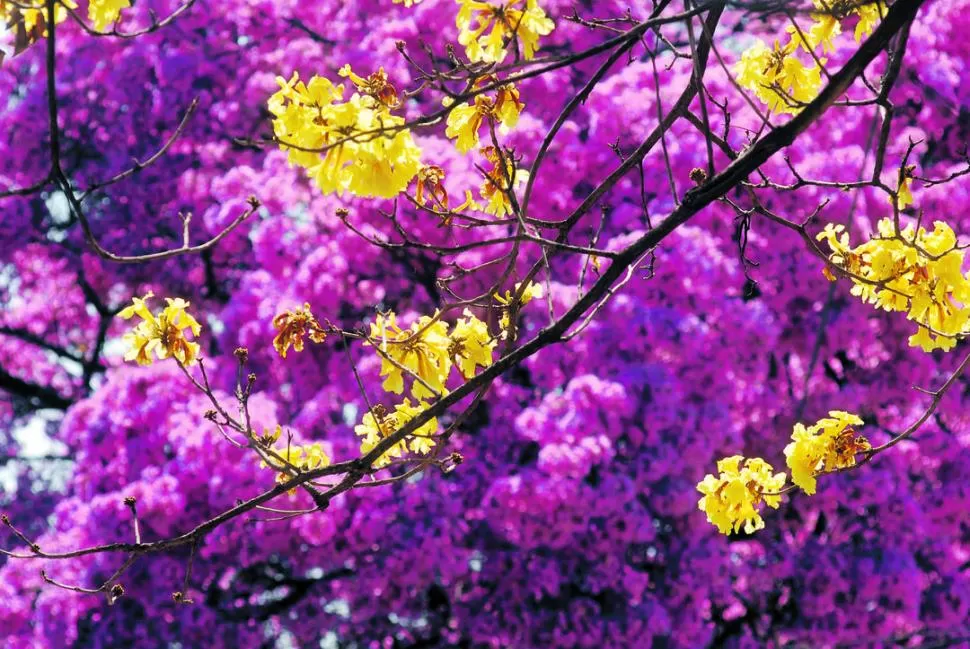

0,366,72,410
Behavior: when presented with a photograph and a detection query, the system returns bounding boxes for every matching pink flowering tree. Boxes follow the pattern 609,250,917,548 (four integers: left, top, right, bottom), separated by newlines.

3,0,970,647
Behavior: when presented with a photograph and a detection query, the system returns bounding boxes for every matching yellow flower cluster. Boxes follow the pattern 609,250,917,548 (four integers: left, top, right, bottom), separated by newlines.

808,0,886,44
451,310,496,379
477,146,530,217
734,1,886,115
456,0,554,63
370,311,454,400
119,293,202,366
357,308,497,466
419,146,529,221
393,6,534,222
354,400,439,468
258,425,331,491
818,217,970,352
735,39,822,115
784,411,869,495
88,0,131,31
495,280,544,332
438,78,528,220
268,67,422,199
698,411,870,535
696,456,786,535
259,294,524,473
415,165,449,210
369,308,496,399
271,303,328,358
451,147,530,219
445,79,524,154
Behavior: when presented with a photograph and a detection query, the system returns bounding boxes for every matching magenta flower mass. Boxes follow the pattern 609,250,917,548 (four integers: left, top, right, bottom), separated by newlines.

2,0,970,646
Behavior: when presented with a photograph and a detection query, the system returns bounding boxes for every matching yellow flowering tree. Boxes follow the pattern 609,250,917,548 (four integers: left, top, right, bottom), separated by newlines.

77,0,959,548
10,0,967,612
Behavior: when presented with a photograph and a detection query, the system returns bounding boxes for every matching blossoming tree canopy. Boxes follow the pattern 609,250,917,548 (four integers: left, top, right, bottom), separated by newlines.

3,0,970,647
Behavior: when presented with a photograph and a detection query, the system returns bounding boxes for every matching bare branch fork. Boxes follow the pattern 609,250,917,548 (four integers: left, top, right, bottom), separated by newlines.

38,0,254,264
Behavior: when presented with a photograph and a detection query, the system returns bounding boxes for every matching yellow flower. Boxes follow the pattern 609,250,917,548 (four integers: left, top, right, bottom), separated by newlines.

88,0,130,31
302,443,330,470
261,440,331,490
791,0,885,52
818,218,970,352
444,80,524,154
119,293,202,366
696,456,787,535
494,83,525,129
734,39,822,115
268,70,422,199
354,400,438,468
260,444,302,472
338,96,423,199
415,165,449,210
891,166,915,210
272,303,328,358
450,309,496,379
456,0,554,64
256,425,283,447
495,281,544,307
790,14,841,54
784,411,869,495
338,64,401,110
474,145,529,217
853,1,885,41
369,311,452,399
445,100,488,154
396,400,439,455
496,281,544,332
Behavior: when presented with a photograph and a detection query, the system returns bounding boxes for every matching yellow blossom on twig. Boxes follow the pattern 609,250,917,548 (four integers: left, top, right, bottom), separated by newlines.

268,69,422,198
456,0,554,64
785,411,870,495
260,440,331,492
354,401,439,468
368,311,452,399
734,38,822,115
475,145,529,217
415,165,449,210
818,217,970,352
445,78,524,154
88,0,131,31
450,309,496,379
119,292,202,366
272,303,328,358
696,456,787,535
